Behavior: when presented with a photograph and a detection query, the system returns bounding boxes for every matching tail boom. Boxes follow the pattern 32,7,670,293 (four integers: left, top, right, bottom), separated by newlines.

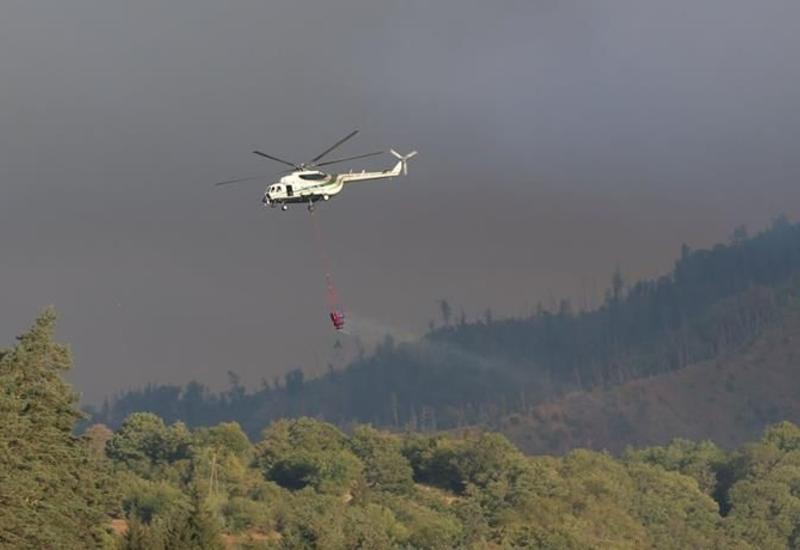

339,149,418,184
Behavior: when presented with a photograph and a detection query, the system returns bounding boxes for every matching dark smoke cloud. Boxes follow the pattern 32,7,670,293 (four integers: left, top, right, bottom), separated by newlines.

2,0,799,401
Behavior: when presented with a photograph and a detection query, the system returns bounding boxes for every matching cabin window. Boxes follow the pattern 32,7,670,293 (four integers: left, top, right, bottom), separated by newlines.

299,173,327,181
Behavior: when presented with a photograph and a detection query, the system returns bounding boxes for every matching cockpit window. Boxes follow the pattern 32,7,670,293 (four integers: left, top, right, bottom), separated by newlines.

299,173,328,181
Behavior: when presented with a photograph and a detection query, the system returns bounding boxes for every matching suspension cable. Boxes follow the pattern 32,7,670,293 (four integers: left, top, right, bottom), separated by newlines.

309,210,345,327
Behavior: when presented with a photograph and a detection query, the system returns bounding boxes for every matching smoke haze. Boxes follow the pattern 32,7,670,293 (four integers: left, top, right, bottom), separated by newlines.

2,0,800,401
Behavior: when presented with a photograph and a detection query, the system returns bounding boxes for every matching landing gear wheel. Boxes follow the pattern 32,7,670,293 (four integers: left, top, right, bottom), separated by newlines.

323,194,330,201
281,204,288,212
307,202,315,213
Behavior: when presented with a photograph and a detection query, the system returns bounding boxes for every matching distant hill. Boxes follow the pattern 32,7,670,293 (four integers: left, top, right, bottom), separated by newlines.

501,287,800,454
91,216,800,449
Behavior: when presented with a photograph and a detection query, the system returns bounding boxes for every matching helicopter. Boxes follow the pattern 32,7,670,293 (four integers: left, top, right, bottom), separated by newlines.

216,130,417,212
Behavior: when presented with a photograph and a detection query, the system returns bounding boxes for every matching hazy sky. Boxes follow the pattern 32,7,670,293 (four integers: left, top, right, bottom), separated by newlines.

2,0,800,403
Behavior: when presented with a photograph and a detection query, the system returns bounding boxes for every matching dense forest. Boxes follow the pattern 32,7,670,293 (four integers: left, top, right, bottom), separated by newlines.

8,312,800,548
92,216,800,444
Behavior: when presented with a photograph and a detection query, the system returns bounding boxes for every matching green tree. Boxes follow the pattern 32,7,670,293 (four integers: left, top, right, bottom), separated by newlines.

119,513,160,550
106,412,192,475
350,426,413,494
121,475,190,524
0,309,112,548
558,449,648,548
256,418,363,494
626,462,726,548
194,421,252,458
343,503,408,549
624,438,726,495
762,421,800,452
85,423,115,458
449,432,525,490
277,491,347,549
721,424,800,548
387,497,462,550
402,434,463,492
160,488,224,550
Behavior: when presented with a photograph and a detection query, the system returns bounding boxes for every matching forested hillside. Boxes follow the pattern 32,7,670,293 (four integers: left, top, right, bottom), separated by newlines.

503,298,800,455
7,312,800,548
93,217,800,452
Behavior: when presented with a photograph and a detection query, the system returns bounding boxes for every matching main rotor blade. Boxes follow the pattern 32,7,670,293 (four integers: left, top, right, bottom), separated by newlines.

315,151,385,167
253,150,300,169
214,175,268,186
310,129,359,163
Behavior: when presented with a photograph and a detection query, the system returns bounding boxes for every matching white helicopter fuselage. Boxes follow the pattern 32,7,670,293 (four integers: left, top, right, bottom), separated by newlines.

262,150,415,209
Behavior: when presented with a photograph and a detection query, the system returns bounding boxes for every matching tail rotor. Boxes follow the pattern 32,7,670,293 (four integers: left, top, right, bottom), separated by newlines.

390,149,418,176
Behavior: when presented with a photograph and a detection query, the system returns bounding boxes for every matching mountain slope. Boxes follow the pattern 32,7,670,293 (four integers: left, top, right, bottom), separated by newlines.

502,294,800,455
93,217,800,444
